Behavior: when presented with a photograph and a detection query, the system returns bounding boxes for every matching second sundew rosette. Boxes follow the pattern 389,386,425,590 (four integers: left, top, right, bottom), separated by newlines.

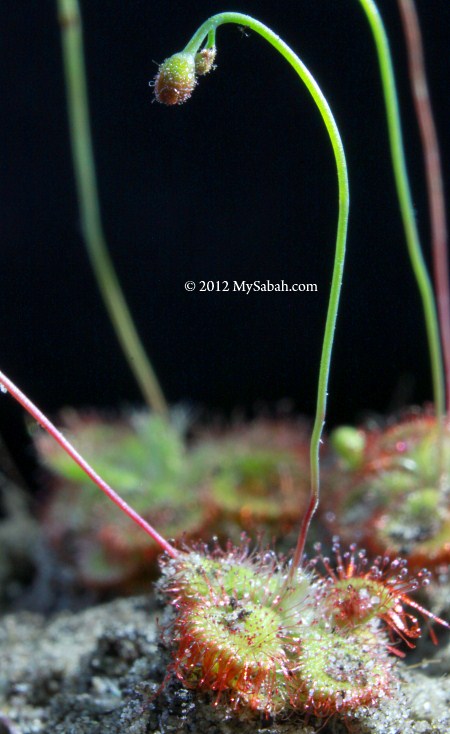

35,409,216,589
323,412,450,575
188,417,314,546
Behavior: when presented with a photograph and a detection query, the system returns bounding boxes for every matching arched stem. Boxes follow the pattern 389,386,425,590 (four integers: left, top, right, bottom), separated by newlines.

0,370,178,559
57,0,168,417
180,13,349,570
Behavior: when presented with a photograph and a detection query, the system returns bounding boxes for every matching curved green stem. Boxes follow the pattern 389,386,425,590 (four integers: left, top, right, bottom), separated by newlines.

397,0,450,416
181,13,349,568
357,0,445,421
57,0,168,417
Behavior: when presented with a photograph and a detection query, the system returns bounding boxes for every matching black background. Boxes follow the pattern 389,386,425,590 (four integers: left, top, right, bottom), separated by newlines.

1,1,449,478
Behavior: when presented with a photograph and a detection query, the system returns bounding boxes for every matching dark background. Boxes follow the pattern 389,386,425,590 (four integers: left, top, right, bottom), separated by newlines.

1,1,449,479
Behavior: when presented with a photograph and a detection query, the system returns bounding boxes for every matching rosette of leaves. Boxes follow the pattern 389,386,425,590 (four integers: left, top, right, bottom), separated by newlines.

35,410,215,589
35,413,314,590
324,412,450,574
158,538,445,718
189,418,313,545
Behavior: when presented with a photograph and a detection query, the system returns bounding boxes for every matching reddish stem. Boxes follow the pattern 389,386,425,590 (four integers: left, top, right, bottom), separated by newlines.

289,493,318,576
398,0,450,413
0,370,178,559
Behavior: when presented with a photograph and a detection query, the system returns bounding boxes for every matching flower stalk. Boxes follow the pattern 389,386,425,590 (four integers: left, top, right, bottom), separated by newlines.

357,0,445,419
155,13,350,570
57,0,168,417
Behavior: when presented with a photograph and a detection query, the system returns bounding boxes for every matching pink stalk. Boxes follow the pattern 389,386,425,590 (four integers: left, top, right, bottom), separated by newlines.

289,493,317,575
398,0,450,413
0,370,178,559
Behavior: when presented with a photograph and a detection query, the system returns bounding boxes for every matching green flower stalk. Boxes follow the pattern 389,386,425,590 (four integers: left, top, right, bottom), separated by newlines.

357,0,445,421
154,13,350,570
57,0,168,417
397,0,450,413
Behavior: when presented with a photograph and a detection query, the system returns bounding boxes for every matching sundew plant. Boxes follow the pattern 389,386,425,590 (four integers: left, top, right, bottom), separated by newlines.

1,0,450,729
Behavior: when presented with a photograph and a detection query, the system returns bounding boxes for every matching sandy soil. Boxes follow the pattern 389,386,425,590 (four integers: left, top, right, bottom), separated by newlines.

1,592,450,734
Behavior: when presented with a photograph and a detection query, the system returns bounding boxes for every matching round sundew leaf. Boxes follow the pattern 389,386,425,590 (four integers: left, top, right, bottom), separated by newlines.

207,450,303,508
319,576,393,628
290,626,392,716
375,492,450,564
165,552,283,605
177,599,290,710
162,547,314,615
189,419,311,541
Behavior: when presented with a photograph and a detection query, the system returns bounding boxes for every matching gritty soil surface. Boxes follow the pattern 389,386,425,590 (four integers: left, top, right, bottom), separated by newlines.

1,593,450,734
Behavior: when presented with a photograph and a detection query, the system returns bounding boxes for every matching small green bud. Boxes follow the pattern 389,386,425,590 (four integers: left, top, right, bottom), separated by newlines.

330,426,366,469
154,52,196,105
194,47,217,76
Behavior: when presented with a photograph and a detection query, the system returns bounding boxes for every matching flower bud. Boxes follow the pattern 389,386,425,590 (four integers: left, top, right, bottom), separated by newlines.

195,47,217,76
154,52,196,105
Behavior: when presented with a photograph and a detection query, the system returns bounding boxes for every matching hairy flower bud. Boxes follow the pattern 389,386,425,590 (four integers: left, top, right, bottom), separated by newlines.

154,52,196,105
195,47,217,76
